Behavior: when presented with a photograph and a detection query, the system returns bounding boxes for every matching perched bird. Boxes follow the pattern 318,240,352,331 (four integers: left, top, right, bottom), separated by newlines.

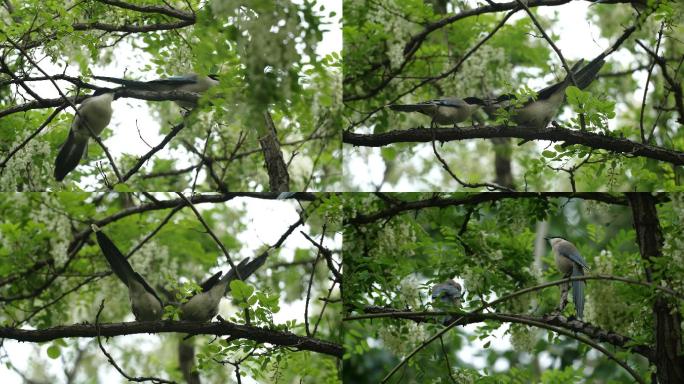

180,253,268,321
145,74,219,109
545,236,590,319
54,88,117,181
94,73,219,109
431,279,463,325
389,97,485,128
92,224,163,321
490,57,605,129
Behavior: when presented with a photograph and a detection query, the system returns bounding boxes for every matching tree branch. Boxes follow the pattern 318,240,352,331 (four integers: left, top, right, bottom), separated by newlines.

0,320,343,357
343,125,684,166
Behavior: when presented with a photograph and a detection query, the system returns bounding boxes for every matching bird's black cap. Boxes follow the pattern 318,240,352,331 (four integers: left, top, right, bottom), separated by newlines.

91,87,120,99
544,235,567,241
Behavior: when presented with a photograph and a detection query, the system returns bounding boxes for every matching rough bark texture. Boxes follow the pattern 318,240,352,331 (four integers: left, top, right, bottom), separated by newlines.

0,320,343,357
492,137,515,189
627,193,684,383
343,125,684,165
260,112,290,192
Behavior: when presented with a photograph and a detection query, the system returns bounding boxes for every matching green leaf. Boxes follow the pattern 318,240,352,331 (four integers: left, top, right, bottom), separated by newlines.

47,345,61,359
230,280,254,301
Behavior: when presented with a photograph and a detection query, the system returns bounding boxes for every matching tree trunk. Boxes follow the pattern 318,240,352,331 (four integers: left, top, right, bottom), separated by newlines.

627,193,684,383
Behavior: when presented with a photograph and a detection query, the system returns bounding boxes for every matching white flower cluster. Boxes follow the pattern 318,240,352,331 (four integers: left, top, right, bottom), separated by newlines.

369,1,414,70
0,135,52,191
509,324,536,353
133,238,173,286
585,249,634,333
442,45,510,97
28,195,71,266
375,221,417,258
377,319,429,357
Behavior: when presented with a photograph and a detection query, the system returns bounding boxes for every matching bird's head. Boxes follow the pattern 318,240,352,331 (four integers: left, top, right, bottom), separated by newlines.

544,236,567,246
91,87,119,100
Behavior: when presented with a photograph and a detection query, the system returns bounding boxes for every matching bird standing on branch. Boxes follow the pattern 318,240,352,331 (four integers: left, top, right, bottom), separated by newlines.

389,97,485,128
54,88,118,181
92,224,163,321
545,236,590,319
180,253,268,321
432,279,463,325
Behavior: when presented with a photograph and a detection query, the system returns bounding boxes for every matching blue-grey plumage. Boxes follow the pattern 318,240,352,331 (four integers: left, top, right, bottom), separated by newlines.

180,253,267,321
92,224,163,321
54,89,116,181
489,57,605,129
545,236,590,319
432,279,462,324
389,97,485,127
95,73,219,109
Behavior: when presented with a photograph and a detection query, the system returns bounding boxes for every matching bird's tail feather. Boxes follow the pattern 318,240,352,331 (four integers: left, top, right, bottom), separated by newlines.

388,104,427,112
146,78,197,86
221,252,269,295
54,130,87,181
571,265,585,319
94,229,137,287
573,57,606,90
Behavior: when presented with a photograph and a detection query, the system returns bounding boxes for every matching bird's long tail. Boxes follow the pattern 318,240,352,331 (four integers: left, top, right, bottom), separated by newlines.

221,252,269,295
571,264,585,319
93,228,136,287
388,104,428,112
54,130,88,181
572,57,606,90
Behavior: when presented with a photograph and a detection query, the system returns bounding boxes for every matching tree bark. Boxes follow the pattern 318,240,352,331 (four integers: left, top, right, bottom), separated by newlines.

260,112,290,192
627,193,684,383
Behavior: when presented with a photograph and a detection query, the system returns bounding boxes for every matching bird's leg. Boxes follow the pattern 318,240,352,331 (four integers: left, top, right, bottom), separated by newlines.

557,274,571,313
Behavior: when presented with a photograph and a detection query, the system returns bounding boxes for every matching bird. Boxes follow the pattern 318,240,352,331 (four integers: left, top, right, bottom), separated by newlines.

388,97,485,128
545,236,590,319
92,224,164,321
180,253,268,321
94,73,219,109
489,57,605,129
54,88,117,181
431,279,463,325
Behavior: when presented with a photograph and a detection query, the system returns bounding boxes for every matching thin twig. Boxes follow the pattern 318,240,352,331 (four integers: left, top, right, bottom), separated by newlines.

176,192,241,279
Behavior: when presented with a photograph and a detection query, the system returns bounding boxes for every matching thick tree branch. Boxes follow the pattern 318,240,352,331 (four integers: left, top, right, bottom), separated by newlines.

0,321,343,357
0,88,201,119
346,192,638,225
95,0,195,21
343,125,684,166
356,305,653,358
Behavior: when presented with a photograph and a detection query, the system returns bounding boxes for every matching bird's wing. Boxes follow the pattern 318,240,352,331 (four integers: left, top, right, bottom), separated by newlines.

432,98,468,108
561,246,590,270
94,229,163,304
199,271,223,293
146,76,198,86
572,56,605,90
93,76,150,88
535,60,585,101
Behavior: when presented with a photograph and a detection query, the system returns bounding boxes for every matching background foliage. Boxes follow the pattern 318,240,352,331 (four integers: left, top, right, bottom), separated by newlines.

342,193,684,383
0,192,342,383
